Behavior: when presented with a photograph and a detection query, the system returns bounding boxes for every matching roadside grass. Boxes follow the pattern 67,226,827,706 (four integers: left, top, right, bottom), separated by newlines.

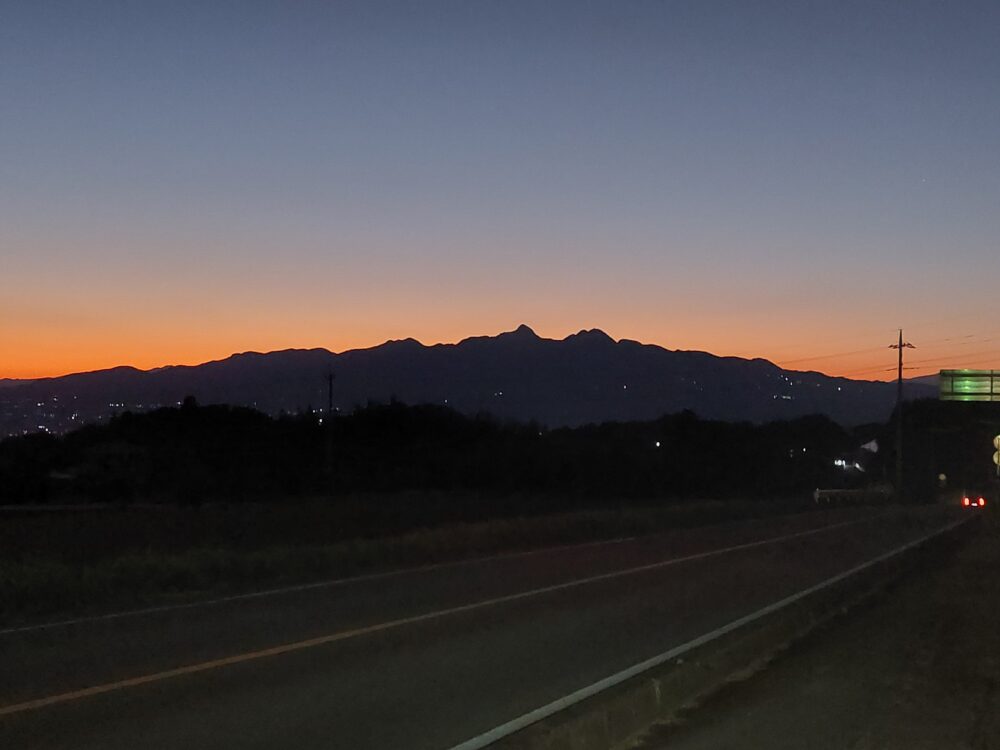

1,498,814,627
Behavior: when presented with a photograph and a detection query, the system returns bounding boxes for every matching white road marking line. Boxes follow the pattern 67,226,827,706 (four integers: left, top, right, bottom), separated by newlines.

445,516,973,750
0,514,877,716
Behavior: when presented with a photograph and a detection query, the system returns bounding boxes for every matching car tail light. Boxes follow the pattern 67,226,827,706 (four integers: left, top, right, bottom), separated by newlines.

963,497,970,506
979,498,986,507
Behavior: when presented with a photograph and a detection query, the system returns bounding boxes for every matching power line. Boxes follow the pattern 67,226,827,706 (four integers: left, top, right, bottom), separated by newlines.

730,327,997,380
836,363,900,377
850,350,1000,376
900,348,1000,368
776,345,887,366
919,333,981,345
912,354,1000,370
909,334,994,351
747,327,906,359
775,333,995,369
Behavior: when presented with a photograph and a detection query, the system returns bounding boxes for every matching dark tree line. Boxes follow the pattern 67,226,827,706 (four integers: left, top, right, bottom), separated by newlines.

0,399,870,509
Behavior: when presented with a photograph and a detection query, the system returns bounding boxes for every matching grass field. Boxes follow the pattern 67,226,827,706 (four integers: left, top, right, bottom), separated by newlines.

0,495,810,626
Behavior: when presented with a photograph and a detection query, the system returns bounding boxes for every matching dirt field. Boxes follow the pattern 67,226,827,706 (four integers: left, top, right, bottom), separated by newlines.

637,510,1000,749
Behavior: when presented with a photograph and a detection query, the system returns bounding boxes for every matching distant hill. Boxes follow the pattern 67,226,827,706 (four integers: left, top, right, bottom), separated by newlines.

0,325,936,435
907,374,940,387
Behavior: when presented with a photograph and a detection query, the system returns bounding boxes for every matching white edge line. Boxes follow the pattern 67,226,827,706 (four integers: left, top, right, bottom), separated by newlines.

445,515,973,750
0,512,929,716
1,511,879,636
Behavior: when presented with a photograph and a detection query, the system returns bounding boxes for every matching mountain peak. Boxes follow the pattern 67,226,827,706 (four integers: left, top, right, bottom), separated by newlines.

383,337,423,348
498,324,539,340
566,328,615,344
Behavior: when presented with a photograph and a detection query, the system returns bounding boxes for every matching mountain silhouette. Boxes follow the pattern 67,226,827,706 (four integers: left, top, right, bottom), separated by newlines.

0,326,935,434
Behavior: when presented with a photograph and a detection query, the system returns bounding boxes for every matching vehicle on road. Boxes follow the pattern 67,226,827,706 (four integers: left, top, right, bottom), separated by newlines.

961,490,989,508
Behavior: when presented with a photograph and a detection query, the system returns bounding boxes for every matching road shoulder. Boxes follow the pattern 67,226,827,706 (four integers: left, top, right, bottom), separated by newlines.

635,514,1000,750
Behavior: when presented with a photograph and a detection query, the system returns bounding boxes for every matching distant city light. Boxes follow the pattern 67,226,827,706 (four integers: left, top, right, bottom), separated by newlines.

834,458,864,471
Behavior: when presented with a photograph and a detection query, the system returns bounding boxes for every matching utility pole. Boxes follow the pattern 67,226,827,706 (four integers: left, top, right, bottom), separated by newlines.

327,371,335,416
890,330,915,500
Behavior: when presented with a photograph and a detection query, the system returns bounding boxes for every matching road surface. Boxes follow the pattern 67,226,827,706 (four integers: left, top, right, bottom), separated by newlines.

0,506,957,750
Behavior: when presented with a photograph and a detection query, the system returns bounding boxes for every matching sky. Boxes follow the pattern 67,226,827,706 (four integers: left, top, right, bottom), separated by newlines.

2,1,999,380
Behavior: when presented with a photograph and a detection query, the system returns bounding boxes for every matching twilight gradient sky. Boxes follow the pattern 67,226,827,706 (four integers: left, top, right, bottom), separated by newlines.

3,1,999,380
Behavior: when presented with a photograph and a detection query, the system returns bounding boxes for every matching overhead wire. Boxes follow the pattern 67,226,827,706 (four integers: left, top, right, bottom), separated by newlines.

901,348,1000,367
775,345,888,366
777,330,999,379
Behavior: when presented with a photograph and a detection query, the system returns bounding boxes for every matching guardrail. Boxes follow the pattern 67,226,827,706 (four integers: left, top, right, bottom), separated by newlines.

813,488,893,506
449,514,975,750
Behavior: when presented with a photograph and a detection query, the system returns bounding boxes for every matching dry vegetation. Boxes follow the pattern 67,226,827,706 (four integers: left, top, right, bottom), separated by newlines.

1,497,799,626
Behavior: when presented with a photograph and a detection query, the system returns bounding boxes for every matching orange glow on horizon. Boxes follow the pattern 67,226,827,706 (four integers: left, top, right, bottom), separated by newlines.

3,320,974,382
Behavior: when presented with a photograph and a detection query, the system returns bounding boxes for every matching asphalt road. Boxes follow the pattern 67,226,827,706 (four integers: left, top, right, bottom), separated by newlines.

0,506,957,750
